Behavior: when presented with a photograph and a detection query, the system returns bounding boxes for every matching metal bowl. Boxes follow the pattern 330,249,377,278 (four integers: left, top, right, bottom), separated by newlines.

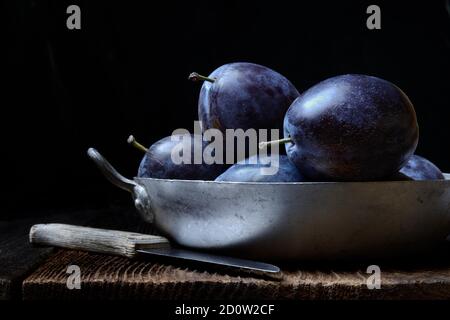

88,148,450,261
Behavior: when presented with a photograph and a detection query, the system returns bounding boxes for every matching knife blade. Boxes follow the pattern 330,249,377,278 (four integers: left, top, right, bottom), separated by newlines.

136,247,281,275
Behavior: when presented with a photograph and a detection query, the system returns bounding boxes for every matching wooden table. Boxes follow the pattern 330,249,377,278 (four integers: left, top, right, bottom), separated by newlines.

2,208,450,300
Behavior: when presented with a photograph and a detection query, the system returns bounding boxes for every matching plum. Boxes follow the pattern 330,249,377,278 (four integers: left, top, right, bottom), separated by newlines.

128,135,226,180
189,62,299,137
394,155,444,181
261,74,419,181
215,155,306,182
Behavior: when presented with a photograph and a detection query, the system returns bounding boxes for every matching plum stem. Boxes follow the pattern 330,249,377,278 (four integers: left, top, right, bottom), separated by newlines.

127,135,148,153
188,72,215,83
259,137,293,149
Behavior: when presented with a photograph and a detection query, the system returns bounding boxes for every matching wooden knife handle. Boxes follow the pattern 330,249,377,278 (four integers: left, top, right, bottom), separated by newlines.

29,223,170,258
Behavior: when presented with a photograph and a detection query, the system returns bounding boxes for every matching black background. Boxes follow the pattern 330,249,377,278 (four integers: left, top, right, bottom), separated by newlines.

2,0,450,219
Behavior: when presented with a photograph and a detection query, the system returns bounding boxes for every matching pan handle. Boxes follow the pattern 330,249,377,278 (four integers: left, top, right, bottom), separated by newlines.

87,148,135,192
87,148,154,223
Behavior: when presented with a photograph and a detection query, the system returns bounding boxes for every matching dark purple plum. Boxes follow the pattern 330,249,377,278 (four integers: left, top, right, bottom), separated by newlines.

215,155,306,182
282,74,419,181
393,155,444,181
190,62,299,135
135,134,226,180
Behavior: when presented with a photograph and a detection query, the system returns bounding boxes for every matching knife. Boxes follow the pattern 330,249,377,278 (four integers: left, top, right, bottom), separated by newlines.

29,223,281,279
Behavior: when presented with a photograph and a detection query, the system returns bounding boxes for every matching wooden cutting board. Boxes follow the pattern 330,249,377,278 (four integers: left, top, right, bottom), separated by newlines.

22,249,450,300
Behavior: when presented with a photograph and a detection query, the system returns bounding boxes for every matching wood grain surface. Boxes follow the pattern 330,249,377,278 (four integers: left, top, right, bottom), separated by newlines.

23,249,450,300
0,206,150,300
0,219,54,300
